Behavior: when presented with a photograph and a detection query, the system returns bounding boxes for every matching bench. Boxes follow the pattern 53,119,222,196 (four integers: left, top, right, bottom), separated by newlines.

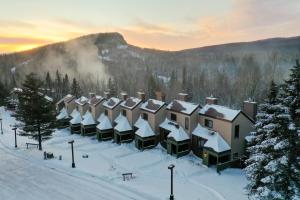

122,173,133,181
26,143,39,149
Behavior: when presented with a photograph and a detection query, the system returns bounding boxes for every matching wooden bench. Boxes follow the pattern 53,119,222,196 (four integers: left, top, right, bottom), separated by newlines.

26,143,39,149
122,173,133,181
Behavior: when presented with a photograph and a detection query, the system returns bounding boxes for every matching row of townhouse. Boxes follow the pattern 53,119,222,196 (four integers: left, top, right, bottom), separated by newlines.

56,91,256,167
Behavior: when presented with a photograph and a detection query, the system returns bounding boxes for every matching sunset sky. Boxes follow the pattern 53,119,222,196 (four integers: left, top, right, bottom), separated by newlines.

1,0,300,53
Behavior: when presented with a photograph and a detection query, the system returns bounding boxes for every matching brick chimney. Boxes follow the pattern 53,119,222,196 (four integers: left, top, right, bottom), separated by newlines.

104,90,111,99
120,92,128,101
205,96,218,105
155,91,166,102
137,91,146,102
243,99,258,121
89,92,96,99
178,93,188,102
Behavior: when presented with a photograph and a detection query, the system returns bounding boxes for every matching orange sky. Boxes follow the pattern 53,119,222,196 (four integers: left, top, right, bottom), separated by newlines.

1,0,300,53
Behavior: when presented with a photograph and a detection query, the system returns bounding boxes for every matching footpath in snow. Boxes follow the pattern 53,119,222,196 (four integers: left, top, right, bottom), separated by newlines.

0,107,248,200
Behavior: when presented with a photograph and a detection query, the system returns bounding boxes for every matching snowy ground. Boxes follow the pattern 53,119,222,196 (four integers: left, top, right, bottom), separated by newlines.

0,107,248,200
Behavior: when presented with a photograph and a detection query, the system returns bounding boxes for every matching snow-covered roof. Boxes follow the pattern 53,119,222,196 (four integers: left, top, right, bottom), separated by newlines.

140,99,165,113
167,100,199,115
88,95,104,106
103,97,122,109
70,112,82,124
199,104,241,121
44,95,53,102
81,111,96,126
70,109,80,118
192,124,230,153
134,116,144,129
96,113,113,130
62,94,75,104
114,114,132,132
75,96,89,106
120,97,142,110
135,119,155,137
159,118,189,141
167,126,190,142
56,108,69,120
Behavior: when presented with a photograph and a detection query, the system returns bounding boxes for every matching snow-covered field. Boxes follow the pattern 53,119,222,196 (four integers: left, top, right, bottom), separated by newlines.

0,107,248,200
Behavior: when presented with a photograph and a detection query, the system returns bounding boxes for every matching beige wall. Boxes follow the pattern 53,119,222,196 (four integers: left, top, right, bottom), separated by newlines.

139,105,166,134
199,113,254,159
65,99,76,115
91,102,104,120
167,108,199,135
199,116,232,146
105,104,121,123
231,114,254,158
77,103,89,116
122,104,141,127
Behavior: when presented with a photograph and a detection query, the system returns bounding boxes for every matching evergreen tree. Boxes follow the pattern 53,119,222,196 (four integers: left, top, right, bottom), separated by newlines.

55,70,62,99
45,71,52,95
62,74,70,95
15,73,56,150
71,78,81,98
147,74,157,98
246,79,298,199
0,80,9,106
280,60,300,197
181,66,187,91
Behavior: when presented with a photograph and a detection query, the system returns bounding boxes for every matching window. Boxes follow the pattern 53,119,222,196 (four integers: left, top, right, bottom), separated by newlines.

170,113,177,121
185,117,189,130
233,153,239,159
234,125,240,139
204,119,213,128
122,109,127,116
143,113,148,121
76,106,79,111
198,138,206,148
104,109,108,116
88,106,92,112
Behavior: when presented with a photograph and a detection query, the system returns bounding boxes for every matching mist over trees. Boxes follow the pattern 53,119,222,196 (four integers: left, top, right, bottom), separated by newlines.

0,33,300,108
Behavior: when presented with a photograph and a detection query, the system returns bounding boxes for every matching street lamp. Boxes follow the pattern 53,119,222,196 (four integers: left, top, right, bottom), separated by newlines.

0,117,3,134
168,164,175,200
12,125,17,148
68,140,75,168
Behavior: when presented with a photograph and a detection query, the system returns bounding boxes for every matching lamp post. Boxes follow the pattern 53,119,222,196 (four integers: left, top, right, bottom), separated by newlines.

0,117,3,134
12,125,17,148
68,140,75,168
168,164,175,200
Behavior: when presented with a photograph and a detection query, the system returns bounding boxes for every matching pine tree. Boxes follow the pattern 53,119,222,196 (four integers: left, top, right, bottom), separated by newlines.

0,80,9,106
245,81,296,200
279,60,300,198
71,78,81,98
15,73,56,150
62,74,70,95
55,70,62,99
45,71,52,95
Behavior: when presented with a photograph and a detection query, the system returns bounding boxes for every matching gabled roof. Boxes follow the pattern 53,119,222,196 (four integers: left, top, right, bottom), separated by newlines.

75,96,89,106
159,118,189,141
192,124,230,153
199,104,240,122
167,100,199,115
88,95,104,106
134,116,144,129
140,99,165,113
120,97,142,110
114,114,132,132
96,113,113,130
56,107,69,120
167,126,190,142
81,111,96,125
103,97,122,109
135,119,155,137
70,112,82,124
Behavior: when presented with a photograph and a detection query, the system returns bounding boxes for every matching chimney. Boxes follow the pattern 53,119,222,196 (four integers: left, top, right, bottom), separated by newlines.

178,93,188,102
137,91,146,102
104,90,111,99
89,92,96,99
242,99,258,121
205,95,218,105
120,92,128,101
155,91,166,102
